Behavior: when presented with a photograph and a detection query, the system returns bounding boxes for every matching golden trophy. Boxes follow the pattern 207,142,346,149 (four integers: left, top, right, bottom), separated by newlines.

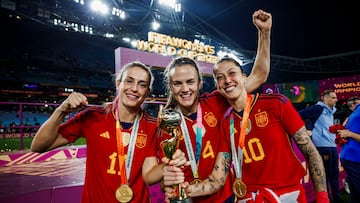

158,106,191,203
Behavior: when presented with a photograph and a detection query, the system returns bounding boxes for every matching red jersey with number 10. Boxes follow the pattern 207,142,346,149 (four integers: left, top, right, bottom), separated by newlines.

220,93,306,196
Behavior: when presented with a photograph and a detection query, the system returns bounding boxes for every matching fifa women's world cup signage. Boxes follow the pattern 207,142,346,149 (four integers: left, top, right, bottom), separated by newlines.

136,31,219,64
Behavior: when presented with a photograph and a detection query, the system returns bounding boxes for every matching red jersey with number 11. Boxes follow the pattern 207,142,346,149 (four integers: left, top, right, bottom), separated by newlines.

60,105,157,203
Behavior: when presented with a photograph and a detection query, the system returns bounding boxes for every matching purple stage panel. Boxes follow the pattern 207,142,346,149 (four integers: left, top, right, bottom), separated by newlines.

148,183,165,203
1,189,52,203
0,153,85,203
52,184,83,203
0,145,87,167
0,146,165,203
0,185,83,203
115,47,214,75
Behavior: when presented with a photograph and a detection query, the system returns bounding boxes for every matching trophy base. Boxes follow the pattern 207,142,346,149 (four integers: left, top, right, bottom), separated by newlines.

170,198,192,203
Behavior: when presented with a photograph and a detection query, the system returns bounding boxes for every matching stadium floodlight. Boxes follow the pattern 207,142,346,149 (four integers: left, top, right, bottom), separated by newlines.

159,0,176,8
112,7,125,19
120,11,125,19
90,0,109,15
122,37,130,42
73,0,84,5
175,3,181,12
159,0,181,12
152,21,160,30
104,33,114,38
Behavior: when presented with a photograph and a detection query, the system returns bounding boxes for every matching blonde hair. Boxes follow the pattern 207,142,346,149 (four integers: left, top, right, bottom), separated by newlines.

104,61,154,113
115,61,154,92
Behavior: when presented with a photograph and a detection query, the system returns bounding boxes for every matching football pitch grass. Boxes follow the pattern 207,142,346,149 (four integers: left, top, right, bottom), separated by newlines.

0,137,86,152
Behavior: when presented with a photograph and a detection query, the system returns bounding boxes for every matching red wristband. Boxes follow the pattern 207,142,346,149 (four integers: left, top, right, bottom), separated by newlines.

315,191,329,203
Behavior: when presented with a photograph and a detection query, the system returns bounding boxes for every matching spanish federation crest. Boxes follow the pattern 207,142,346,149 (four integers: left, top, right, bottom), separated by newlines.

255,111,268,127
204,112,217,127
135,133,147,148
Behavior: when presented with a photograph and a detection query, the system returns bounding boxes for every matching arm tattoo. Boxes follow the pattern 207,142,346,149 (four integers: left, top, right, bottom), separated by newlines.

190,152,231,196
223,152,231,174
293,126,327,192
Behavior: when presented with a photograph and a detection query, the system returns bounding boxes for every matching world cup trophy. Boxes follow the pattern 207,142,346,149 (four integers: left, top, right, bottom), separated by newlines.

157,105,191,203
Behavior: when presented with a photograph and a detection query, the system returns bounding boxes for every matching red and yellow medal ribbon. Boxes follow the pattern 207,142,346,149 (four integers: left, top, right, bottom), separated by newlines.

238,94,252,149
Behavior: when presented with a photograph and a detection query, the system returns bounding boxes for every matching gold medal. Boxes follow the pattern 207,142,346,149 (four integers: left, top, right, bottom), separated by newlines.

233,178,247,198
115,184,133,203
190,178,202,185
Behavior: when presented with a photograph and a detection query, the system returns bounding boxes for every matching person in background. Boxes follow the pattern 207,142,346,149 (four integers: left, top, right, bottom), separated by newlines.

30,62,187,203
299,89,341,203
338,96,360,203
161,9,272,202
333,103,351,127
344,96,360,123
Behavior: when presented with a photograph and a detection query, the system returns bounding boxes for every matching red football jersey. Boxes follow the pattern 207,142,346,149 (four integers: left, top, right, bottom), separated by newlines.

158,90,233,202
220,93,306,197
60,105,157,203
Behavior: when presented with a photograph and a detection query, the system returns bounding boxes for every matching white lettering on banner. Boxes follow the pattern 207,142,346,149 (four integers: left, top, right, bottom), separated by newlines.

0,132,36,139
334,81,360,94
137,32,219,64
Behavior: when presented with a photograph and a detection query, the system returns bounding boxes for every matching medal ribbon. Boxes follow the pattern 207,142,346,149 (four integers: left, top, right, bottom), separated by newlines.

230,94,252,178
195,104,203,163
238,94,252,149
176,104,201,180
115,104,141,183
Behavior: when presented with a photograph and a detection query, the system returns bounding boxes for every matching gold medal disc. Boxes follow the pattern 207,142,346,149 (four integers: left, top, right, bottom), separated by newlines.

115,184,133,203
190,178,202,185
233,178,247,198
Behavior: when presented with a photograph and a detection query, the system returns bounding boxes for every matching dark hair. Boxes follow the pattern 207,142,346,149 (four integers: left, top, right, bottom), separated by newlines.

213,56,244,75
320,89,335,101
321,89,335,97
163,57,202,108
347,96,360,108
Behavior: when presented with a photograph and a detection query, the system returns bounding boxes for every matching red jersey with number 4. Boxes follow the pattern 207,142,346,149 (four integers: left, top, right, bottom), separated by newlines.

158,90,233,203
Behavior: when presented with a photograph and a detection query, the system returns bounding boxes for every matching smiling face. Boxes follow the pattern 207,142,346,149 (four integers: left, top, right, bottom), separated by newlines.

169,64,201,115
214,60,247,102
116,66,151,111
